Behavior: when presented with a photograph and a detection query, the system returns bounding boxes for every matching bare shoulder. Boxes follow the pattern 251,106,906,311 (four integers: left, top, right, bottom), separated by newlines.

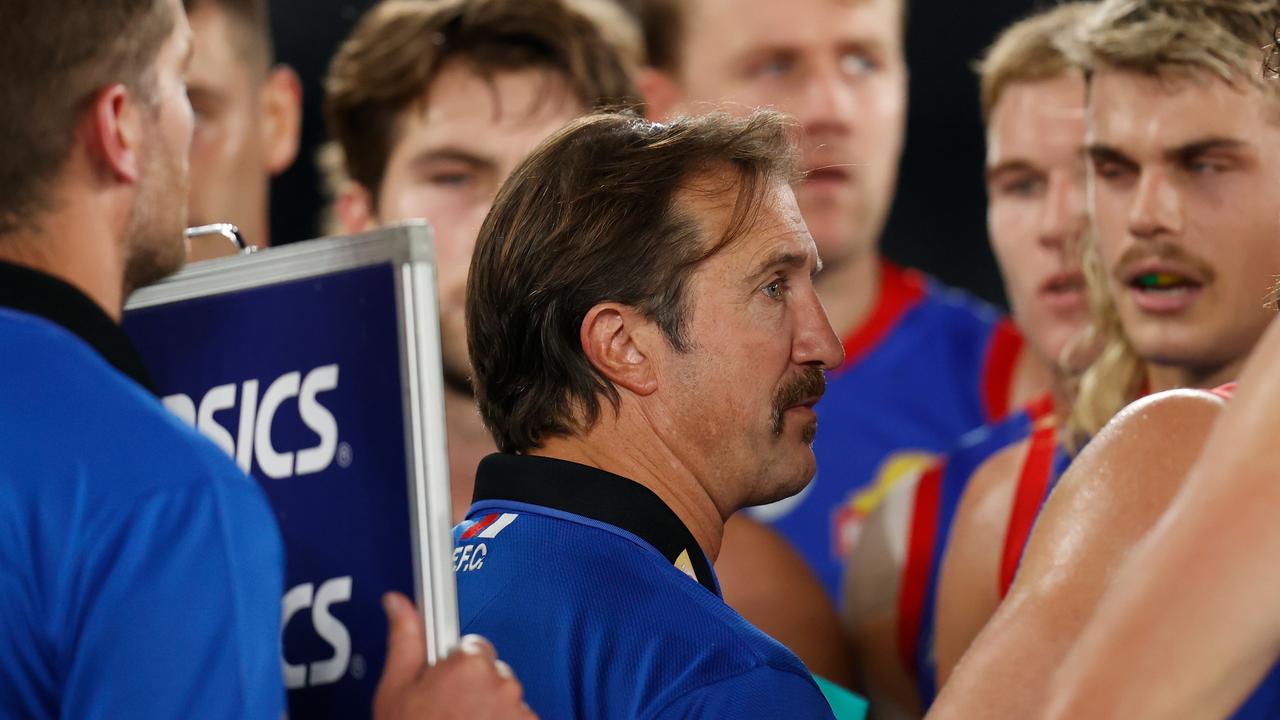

1055,389,1225,513
956,437,1029,536
1016,389,1226,587
932,438,1028,682
942,436,1030,590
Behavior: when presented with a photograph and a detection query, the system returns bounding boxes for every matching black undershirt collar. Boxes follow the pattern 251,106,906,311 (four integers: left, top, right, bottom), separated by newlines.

0,260,155,392
473,453,721,597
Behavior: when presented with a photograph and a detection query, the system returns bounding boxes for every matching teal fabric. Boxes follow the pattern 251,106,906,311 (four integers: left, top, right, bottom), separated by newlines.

814,676,869,720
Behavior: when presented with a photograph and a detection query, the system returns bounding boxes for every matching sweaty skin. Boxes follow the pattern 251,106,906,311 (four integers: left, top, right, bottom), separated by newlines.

926,389,1224,719
931,439,1025,686
1046,320,1280,719
928,64,1280,709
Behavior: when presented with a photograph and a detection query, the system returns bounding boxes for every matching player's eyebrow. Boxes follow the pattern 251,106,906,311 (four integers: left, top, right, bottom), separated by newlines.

1165,137,1249,164
1086,143,1138,170
986,159,1041,184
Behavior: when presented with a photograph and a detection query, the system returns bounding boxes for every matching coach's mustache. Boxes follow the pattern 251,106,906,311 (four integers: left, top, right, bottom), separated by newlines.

771,367,827,436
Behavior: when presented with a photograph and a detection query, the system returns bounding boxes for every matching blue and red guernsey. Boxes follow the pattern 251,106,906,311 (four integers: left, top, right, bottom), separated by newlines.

983,381,1280,718
896,394,1054,706
997,415,1072,598
750,261,1024,599
454,454,836,720
992,385,1248,599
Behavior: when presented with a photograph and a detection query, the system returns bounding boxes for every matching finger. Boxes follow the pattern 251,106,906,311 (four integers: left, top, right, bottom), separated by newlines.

456,633,499,663
376,592,426,697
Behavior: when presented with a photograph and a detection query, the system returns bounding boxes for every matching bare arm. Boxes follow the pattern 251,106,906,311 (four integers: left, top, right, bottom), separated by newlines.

932,441,1024,686
1048,326,1280,719
926,391,1223,719
718,514,857,688
841,476,921,719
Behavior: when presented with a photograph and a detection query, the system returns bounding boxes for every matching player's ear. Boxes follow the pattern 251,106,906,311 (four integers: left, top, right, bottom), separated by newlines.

83,83,143,185
335,180,377,235
637,66,683,122
259,65,302,176
580,303,658,396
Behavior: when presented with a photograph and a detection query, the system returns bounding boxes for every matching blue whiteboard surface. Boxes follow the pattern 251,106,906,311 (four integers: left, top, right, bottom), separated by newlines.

124,262,413,718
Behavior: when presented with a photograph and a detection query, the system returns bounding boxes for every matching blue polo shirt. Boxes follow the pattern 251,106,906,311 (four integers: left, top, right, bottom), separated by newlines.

454,454,836,719
0,262,285,719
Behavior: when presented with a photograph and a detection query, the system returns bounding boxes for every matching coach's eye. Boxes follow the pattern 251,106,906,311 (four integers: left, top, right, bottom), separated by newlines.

763,279,786,301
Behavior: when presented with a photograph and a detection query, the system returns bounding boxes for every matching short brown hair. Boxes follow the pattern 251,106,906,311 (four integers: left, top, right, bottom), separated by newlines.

184,0,274,71
626,0,910,73
467,111,798,453
0,0,174,236
1066,0,1280,91
977,2,1097,123
323,0,641,204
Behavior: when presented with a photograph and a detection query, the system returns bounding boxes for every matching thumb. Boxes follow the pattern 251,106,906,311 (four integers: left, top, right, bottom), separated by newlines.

377,592,426,697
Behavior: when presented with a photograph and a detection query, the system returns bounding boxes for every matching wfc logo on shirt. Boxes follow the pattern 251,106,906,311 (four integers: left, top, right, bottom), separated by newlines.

455,513,518,573
163,364,344,479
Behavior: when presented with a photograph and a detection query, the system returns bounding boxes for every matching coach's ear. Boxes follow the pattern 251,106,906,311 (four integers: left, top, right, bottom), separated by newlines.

581,303,659,396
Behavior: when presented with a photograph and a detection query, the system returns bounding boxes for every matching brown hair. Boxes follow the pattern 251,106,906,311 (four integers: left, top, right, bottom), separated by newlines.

976,2,1097,123
183,0,274,71
624,0,910,73
466,110,798,454
323,0,641,205
0,0,174,236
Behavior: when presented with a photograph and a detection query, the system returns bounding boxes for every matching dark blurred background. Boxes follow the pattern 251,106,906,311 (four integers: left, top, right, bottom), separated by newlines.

268,0,1045,308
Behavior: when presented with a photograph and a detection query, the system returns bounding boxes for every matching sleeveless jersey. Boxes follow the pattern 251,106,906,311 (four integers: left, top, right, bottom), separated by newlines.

750,261,1022,600
998,383,1239,597
998,419,1073,597
897,394,1054,706
989,382,1280,718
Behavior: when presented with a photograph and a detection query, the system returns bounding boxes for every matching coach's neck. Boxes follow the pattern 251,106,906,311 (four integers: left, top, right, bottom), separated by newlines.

532,417,726,564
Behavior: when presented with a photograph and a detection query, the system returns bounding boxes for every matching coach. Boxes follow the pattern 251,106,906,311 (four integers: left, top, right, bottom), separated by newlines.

455,110,843,718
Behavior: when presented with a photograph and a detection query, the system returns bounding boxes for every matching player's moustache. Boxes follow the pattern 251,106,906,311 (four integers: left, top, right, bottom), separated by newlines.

771,367,827,437
1113,243,1216,285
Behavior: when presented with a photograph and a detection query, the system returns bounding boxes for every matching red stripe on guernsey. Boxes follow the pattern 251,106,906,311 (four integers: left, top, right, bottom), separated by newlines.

980,319,1025,423
460,513,500,541
999,421,1057,598
1023,392,1056,424
1210,382,1237,401
840,261,929,369
897,462,944,672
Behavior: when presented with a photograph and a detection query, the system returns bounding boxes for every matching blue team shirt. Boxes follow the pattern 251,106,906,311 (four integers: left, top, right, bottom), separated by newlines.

0,266,284,719
751,262,1018,599
455,454,836,719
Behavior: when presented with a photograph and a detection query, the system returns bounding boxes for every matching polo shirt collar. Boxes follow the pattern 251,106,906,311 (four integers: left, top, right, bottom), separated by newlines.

473,453,720,596
0,260,155,392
